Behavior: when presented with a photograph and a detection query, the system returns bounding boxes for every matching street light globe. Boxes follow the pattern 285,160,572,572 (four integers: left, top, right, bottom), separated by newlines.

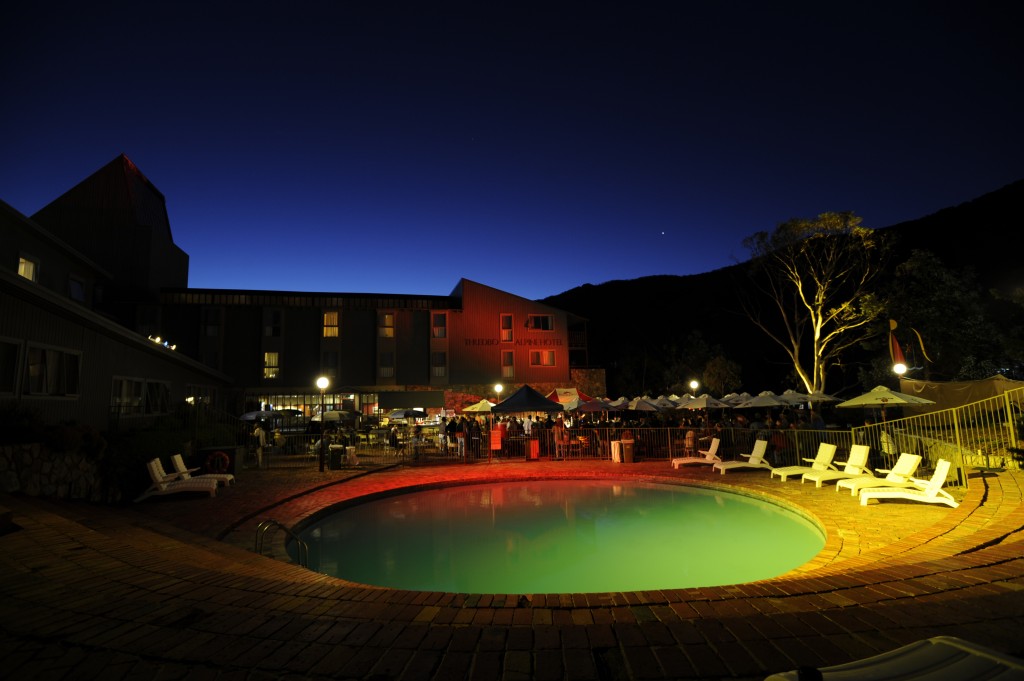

893,363,907,376
689,379,699,393
316,376,329,390
494,383,503,396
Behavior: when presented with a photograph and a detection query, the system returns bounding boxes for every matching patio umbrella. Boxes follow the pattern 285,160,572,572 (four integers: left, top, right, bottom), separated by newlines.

574,399,620,412
806,390,841,403
626,397,661,412
836,385,935,422
735,391,790,409
676,394,732,410
778,389,811,405
721,392,753,406
239,410,283,422
836,386,935,408
386,408,429,420
311,410,350,422
462,399,495,413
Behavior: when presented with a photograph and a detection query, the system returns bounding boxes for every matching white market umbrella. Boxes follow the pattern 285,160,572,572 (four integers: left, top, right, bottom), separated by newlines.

677,394,732,410
778,389,812,405
836,386,935,408
461,399,495,413
735,391,790,409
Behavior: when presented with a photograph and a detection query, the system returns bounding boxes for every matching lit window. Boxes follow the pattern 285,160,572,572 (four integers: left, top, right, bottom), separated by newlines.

502,350,514,379
529,350,555,367
263,352,280,378
500,314,513,342
378,312,395,338
323,310,339,338
18,256,38,282
527,314,554,331
432,313,446,338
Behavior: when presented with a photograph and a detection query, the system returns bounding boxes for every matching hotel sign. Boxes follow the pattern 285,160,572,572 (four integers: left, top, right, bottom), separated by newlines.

464,338,563,346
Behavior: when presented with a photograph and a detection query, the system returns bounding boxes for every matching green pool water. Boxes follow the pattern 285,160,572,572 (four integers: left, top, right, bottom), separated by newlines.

298,479,825,594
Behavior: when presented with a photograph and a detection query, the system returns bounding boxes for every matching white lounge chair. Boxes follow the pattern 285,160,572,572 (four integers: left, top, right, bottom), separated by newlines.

764,635,1024,680
836,453,922,496
860,459,959,508
712,439,771,474
801,444,872,487
134,459,218,502
670,437,720,468
172,453,235,486
770,442,837,482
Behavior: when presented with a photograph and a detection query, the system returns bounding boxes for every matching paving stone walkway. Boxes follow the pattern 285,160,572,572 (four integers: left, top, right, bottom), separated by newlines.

2,456,1022,680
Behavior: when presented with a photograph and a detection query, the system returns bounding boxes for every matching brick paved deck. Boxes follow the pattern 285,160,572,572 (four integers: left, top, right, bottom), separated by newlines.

2,457,1022,680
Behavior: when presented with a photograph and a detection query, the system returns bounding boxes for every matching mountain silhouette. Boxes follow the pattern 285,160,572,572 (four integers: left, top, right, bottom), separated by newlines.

542,179,1024,396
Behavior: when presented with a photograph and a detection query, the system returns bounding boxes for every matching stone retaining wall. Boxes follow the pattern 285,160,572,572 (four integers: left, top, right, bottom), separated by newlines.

0,443,109,502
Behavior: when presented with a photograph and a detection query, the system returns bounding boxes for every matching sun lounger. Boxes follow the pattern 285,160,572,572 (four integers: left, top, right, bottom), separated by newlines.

134,459,219,502
764,635,1023,680
712,439,771,474
836,453,921,496
802,444,871,487
860,459,959,508
770,442,837,482
671,437,720,468
172,453,235,486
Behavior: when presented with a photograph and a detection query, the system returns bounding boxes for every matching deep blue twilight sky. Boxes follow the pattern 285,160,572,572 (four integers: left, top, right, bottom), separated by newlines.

3,2,1022,301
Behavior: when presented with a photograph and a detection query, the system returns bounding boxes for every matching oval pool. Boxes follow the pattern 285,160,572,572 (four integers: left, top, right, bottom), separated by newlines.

297,479,825,593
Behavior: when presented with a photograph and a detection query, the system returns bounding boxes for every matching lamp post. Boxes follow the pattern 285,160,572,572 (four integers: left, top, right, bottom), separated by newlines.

316,376,329,472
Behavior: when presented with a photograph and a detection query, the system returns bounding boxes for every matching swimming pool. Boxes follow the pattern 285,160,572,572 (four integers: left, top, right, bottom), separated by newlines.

298,479,825,593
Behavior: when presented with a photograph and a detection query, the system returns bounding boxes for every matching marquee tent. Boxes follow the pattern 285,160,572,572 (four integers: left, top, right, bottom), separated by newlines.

492,385,566,414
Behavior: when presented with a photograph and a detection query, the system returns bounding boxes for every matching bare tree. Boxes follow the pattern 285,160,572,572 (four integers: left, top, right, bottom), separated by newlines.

742,212,888,394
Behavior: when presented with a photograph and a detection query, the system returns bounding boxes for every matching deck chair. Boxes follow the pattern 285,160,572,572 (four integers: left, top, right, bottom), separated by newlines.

171,453,235,487
835,453,922,496
134,459,218,502
764,635,1024,680
712,439,771,474
670,437,720,468
802,444,872,487
770,442,837,482
860,459,959,508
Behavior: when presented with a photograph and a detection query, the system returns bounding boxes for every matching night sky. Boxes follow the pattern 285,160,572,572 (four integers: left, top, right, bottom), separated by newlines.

3,2,1022,301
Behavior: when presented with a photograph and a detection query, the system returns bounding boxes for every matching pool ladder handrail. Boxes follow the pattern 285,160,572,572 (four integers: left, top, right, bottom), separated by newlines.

254,519,308,568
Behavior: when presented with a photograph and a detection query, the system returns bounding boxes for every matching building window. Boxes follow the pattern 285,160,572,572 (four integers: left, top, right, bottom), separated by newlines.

378,312,395,338
501,350,514,379
18,256,39,282
432,313,447,338
25,346,80,396
146,381,171,414
530,350,556,367
500,314,513,342
263,352,280,378
264,309,282,337
202,307,221,337
111,377,144,415
379,351,394,378
527,314,554,331
431,351,446,377
323,310,339,338
322,351,338,379
68,276,86,302
0,339,19,394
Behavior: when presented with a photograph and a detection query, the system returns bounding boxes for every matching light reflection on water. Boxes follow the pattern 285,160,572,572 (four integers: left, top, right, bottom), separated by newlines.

299,480,824,594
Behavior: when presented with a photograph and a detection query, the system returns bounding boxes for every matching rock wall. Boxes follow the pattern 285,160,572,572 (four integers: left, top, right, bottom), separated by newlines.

0,443,109,502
